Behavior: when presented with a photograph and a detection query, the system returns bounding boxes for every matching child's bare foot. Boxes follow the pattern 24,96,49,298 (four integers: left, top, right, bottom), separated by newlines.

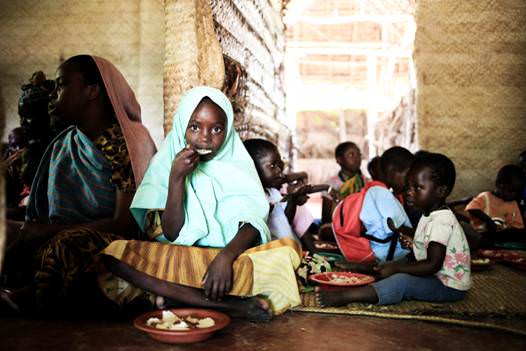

314,287,350,307
156,296,183,309
223,296,272,322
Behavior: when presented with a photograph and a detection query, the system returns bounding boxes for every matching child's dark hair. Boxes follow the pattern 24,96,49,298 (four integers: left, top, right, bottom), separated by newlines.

243,138,278,163
335,141,359,159
367,156,381,180
496,164,524,190
412,152,456,196
413,149,430,158
381,146,414,173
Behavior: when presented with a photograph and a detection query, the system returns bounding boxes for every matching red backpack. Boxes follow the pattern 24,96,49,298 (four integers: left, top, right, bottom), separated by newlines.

332,181,399,263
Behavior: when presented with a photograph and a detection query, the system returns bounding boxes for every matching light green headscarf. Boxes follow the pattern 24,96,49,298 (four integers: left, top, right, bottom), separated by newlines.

130,86,270,247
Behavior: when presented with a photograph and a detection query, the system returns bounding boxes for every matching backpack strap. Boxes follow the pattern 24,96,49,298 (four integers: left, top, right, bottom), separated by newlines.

360,232,398,261
385,233,399,261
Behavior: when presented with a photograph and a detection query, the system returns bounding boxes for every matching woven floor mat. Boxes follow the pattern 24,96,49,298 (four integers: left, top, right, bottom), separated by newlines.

292,265,526,336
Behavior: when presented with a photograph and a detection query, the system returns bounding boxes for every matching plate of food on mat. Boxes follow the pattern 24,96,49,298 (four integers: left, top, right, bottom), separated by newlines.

134,308,230,344
503,257,526,272
470,257,494,271
478,249,523,261
309,272,375,287
314,241,340,253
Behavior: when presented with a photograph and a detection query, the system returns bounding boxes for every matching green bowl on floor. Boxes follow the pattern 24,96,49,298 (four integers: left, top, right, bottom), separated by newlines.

315,252,344,263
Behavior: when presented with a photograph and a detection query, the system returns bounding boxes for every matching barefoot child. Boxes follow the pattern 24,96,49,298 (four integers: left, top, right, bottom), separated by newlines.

319,153,471,306
244,138,318,253
99,87,302,321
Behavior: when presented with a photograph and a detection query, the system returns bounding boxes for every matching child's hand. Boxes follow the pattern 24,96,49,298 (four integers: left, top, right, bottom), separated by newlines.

285,172,308,184
387,217,400,234
287,184,310,206
170,147,199,179
387,217,414,237
328,187,341,202
400,234,413,249
374,262,398,279
202,251,234,301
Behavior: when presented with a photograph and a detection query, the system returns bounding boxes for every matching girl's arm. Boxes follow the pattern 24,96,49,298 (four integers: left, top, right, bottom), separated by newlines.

203,223,260,301
161,147,199,241
284,184,310,223
387,217,415,237
375,242,446,278
12,189,137,250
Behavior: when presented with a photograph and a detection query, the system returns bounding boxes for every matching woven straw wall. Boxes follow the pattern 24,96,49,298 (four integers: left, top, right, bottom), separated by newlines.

415,0,526,197
0,94,3,270
163,0,225,132
0,0,165,143
163,0,290,153
209,0,291,151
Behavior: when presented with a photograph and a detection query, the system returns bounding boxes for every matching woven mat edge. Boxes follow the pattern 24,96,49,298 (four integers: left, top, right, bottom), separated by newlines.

291,307,526,337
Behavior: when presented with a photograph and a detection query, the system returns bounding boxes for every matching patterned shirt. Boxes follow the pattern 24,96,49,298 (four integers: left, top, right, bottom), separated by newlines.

326,171,365,199
93,123,135,193
413,208,471,291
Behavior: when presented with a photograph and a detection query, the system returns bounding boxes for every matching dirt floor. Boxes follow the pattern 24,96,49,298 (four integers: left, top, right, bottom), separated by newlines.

1,311,524,350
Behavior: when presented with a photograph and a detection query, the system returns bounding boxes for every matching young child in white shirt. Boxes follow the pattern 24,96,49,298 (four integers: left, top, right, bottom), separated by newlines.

244,139,317,252
317,152,471,306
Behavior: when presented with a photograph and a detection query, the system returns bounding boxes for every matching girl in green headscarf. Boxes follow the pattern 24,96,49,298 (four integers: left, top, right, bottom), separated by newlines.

100,87,302,321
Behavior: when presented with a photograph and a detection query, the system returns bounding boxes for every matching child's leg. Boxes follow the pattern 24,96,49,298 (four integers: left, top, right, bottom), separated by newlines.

316,273,466,307
318,223,336,242
372,273,465,305
103,256,272,322
315,285,378,307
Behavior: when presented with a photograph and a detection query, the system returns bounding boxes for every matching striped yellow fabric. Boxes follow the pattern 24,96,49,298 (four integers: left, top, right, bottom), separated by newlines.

100,238,302,314
246,241,302,314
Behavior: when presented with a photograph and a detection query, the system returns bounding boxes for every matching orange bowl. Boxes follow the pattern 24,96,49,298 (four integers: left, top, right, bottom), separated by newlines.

310,271,375,287
133,308,230,344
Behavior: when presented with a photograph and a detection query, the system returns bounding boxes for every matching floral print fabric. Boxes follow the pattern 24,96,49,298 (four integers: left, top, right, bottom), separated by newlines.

296,253,332,290
413,208,471,291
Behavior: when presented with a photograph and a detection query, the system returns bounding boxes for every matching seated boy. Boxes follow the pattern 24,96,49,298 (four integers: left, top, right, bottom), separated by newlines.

244,139,317,253
465,164,525,244
326,141,365,201
335,146,414,265
320,142,365,228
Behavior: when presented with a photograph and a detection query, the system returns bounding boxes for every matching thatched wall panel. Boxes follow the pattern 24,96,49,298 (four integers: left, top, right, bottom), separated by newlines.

415,0,526,197
210,0,289,148
0,0,165,143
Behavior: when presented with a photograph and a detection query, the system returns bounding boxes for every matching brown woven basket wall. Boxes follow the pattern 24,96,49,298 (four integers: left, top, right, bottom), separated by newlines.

414,0,526,197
